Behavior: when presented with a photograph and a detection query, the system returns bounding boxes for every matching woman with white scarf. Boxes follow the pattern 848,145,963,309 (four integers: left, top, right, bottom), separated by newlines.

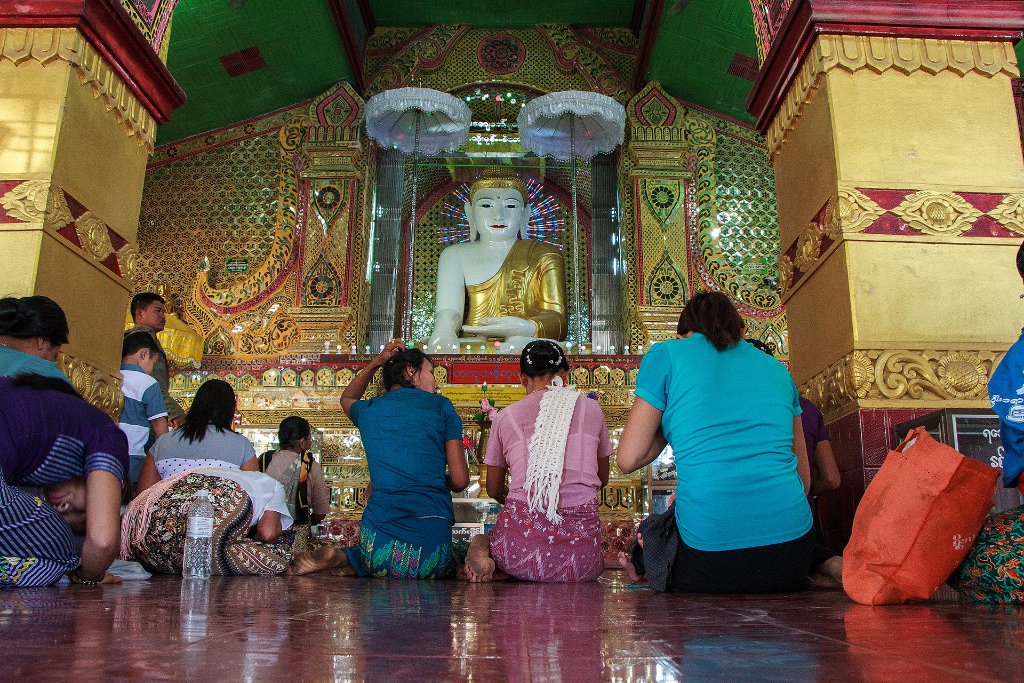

465,340,612,582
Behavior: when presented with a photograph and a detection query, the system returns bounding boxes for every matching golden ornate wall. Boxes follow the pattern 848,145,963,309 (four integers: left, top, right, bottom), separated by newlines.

137,28,786,364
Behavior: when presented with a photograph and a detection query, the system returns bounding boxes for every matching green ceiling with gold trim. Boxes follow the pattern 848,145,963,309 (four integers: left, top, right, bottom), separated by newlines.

157,0,1024,144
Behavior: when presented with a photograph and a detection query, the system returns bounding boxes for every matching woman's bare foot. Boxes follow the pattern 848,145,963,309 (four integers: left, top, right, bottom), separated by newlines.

617,551,643,583
287,547,348,576
464,534,496,582
808,556,843,589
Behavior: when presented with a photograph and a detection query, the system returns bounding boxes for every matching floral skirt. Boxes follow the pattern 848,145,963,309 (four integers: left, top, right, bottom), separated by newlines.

950,504,1024,603
125,473,292,576
490,499,604,583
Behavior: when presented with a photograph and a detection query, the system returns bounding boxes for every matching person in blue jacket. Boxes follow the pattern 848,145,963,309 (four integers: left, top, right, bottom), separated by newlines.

988,242,1024,491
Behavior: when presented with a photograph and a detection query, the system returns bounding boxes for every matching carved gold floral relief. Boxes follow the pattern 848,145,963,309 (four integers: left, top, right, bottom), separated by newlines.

988,194,1024,235
56,351,124,420
74,212,114,260
793,223,823,272
802,348,998,420
45,189,73,231
891,191,982,235
822,197,842,240
837,188,884,233
117,243,141,285
777,254,795,295
0,179,49,223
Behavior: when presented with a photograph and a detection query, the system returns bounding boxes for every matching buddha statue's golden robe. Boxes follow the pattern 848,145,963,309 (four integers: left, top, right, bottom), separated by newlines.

464,239,567,341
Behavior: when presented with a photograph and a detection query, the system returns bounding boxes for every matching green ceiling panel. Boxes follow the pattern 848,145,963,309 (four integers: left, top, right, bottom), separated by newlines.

646,0,758,125
369,0,635,28
158,0,351,144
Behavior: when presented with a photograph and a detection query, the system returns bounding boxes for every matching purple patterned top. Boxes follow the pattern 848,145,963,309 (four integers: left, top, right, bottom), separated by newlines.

0,377,129,485
799,397,829,471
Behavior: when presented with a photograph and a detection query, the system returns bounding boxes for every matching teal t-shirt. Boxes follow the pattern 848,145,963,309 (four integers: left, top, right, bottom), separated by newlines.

0,346,71,383
635,334,811,551
350,388,464,545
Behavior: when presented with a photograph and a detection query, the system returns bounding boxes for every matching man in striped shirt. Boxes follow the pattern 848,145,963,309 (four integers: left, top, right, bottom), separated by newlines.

119,332,168,489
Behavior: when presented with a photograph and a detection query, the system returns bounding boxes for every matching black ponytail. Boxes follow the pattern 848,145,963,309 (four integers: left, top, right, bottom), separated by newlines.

0,296,69,346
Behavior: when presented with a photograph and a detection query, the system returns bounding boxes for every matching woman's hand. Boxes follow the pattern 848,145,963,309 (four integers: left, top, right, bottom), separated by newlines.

341,339,405,416
370,339,405,368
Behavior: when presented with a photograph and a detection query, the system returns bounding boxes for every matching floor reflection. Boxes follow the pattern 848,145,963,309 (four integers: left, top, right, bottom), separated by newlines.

4,575,1024,681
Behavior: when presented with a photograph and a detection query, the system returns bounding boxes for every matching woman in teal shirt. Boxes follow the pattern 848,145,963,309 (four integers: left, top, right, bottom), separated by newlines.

617,292,812,593
293,341,470,579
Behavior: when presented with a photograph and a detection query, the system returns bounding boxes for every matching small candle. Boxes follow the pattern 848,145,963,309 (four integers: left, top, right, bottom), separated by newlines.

364,345,371,354
324,341,331,352
422,343,428,351
567,342,575,354
595,345,602,354
637,345,643,354
509,345,514,353
479,344,486,353
494,341,501,353
624,344,630,355
610,345,616,354
350,344,357,355
379,344,385,352
436,345,441,352
452,344,458,353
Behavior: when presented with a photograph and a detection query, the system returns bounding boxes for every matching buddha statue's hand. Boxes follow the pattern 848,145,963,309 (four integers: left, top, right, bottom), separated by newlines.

426,330,460,353
462,316,537,339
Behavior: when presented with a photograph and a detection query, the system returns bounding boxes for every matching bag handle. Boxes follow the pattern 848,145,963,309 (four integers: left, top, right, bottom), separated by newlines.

895,427,929,453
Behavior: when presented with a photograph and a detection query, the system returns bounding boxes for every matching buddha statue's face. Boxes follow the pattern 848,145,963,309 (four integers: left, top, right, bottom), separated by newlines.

465,188,530,243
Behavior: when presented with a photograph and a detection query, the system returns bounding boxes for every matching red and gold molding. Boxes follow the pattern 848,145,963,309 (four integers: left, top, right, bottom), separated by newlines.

0,0,184,125
801,347,1002,423
0,179,141,286
747,0,1024,132
779,188,1024,296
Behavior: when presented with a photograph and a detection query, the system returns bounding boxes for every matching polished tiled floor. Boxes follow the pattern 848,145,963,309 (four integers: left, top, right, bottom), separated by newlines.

3,574,1023,681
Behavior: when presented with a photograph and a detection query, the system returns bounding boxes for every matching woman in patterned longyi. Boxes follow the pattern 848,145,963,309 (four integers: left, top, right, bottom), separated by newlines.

464,340,613,583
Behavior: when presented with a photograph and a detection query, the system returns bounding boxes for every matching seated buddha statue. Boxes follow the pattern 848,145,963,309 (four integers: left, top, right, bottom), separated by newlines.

426,169,567,353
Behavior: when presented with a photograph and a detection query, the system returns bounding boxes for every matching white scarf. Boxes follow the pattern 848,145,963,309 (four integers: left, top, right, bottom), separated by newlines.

524,376,581,525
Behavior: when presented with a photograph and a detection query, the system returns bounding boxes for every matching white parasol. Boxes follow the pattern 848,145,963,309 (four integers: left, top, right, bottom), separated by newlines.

517,91,625,344
365,87,471,339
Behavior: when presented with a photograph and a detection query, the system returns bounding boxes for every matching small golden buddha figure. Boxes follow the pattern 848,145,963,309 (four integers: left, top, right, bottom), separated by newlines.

426,169,567,353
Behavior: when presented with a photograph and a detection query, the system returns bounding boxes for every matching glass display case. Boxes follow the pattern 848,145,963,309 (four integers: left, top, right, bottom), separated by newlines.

894,408,1024,513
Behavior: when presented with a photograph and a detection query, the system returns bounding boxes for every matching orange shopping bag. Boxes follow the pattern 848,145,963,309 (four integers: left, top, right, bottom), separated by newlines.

842,427,998,605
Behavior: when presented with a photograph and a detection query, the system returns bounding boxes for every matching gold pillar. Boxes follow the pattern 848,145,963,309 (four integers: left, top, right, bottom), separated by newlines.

0,7,183,414
768,34,1024,417
748,0,1024,546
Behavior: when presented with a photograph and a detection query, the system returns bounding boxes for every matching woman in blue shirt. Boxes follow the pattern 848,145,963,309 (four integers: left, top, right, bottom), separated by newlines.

617,292,813,593
293,340,469,579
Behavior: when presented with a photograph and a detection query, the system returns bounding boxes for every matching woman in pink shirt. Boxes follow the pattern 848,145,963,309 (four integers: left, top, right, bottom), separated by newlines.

466,340,613,582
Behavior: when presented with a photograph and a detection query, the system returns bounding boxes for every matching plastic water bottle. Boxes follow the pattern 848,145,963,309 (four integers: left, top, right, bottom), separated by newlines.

182,490,214,578
483,503,500,535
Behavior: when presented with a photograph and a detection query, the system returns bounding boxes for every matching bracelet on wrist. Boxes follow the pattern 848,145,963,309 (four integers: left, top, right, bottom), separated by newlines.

72,566,101,585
